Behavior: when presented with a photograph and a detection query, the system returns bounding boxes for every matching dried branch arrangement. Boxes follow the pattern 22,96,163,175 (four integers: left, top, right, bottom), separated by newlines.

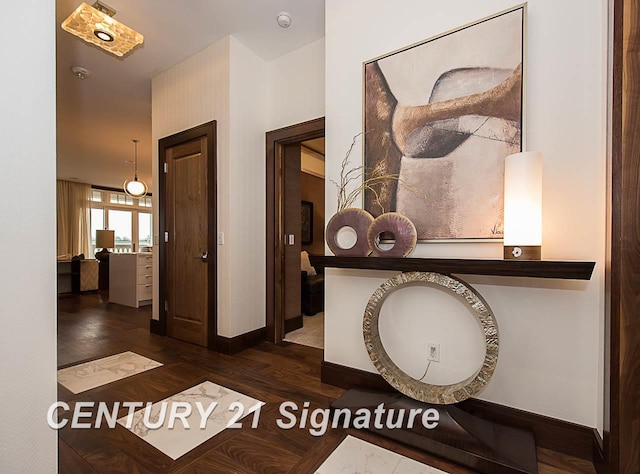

330,133,427,213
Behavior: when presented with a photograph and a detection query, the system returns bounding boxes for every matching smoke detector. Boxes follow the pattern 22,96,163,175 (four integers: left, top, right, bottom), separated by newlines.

71,66,92,80
276,11,291,28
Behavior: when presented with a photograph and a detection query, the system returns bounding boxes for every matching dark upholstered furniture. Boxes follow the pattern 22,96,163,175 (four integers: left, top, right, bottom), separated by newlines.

301,272,324,316
301,255,325,316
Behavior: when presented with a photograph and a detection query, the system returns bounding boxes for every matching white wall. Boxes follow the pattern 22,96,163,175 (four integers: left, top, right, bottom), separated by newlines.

325,0,607,428
266,38,325,131
151,36,270,337
0,1,58,472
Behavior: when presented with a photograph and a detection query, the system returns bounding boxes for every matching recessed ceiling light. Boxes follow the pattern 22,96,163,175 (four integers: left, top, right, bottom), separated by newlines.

93,29,114,42
277,11,292,28
71,66,92,79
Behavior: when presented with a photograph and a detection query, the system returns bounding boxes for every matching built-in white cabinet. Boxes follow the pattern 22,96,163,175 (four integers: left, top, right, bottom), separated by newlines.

109,253,153,308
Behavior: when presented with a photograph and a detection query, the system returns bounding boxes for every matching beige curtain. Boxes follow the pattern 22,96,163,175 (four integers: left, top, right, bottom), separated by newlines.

57,180,91,258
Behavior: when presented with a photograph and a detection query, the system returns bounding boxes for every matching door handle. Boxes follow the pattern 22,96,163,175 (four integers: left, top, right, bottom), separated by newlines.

200,251,208,262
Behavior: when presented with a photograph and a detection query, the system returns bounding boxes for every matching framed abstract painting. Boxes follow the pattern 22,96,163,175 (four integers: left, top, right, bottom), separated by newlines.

363,5,525,240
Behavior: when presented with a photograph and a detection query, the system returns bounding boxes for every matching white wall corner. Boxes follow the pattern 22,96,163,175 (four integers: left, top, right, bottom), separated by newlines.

225,36,269,337
151,33,325,338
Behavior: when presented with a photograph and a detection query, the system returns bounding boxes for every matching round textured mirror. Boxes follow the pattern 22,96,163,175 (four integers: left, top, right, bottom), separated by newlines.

363,271,499,404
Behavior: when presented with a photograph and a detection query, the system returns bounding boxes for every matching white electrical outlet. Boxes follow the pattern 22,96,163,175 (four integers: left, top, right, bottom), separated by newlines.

427,342,440,362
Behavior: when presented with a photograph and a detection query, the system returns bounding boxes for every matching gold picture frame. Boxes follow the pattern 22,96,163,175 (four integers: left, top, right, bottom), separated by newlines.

363,4,526,241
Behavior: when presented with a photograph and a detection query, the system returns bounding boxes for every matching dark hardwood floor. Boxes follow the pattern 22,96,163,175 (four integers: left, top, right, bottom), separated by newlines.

57,293,596,473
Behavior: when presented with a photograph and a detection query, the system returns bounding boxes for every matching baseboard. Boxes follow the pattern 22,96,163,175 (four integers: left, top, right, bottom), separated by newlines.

322,361,393,392
321,360,595,461
150,320,264,354
216,327,266,355
284,315,303,334
592,429,607,474
149,318,164,336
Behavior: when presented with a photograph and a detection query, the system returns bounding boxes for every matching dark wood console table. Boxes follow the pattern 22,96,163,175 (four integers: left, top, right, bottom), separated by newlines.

312,256,595,280
320,256,595,473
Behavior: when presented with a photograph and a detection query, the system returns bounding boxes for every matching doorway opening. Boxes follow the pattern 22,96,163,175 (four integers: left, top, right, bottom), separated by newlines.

283,137,325,349
266,118,325,345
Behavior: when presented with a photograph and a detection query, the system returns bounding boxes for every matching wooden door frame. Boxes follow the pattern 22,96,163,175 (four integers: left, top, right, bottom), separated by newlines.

599,0,640,472
266,117,325,343
156,121,218,349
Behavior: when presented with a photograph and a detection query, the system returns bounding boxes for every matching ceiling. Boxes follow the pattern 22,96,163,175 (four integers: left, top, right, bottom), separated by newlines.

56,0,325,189
302,138,325,157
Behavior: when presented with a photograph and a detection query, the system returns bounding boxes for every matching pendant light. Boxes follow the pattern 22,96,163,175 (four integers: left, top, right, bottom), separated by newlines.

124,139,148,198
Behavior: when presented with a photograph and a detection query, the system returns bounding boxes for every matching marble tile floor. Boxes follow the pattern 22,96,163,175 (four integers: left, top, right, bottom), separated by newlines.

118,381,265,460
57,350,163,394
284,312,324,349
315,435,449,474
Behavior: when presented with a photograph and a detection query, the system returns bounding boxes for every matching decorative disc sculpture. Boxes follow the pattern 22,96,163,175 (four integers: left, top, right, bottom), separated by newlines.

326,208,374,256
367,212,417,257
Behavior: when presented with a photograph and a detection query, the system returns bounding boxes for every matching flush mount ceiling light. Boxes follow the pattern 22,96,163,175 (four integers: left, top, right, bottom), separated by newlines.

61,1,144,57
124,139,148,198
276,11,292,28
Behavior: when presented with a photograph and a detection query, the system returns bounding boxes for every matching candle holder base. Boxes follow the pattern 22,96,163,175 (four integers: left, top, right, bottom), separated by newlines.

504,245,541,260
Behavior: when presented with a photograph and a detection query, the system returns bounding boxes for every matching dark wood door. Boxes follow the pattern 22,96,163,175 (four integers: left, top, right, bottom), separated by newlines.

160,123,216,348
283,144,302,336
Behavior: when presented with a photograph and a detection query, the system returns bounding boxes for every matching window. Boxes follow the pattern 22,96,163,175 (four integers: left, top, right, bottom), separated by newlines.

90,208,104,249
139,212,153,249
109,209,133,252
110,193,134,206
89,189,153,256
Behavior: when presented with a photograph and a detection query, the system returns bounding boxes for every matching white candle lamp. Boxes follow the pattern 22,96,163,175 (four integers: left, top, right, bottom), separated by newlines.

503,151,542,260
